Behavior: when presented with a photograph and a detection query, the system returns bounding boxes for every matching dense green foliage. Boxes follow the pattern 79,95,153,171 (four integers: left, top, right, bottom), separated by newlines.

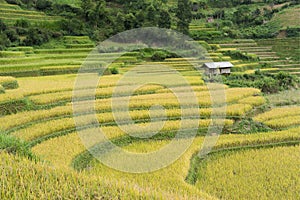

177,0,192,34
286,27,300,37
222,70,300,93
191,0,299,39
229,118,272,134
0,0,298,49
0,133,36,159
0,0,172,48
223,50,258,61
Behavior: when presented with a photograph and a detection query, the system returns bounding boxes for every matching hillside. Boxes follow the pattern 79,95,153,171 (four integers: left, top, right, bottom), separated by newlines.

0,1,60,24
271,4,300,28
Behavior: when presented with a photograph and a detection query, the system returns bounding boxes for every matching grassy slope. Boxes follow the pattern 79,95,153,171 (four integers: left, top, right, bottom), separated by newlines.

271,5,300,29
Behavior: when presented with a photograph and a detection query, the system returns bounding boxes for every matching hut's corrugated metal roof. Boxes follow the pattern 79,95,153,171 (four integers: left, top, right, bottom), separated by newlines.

202,62,233,69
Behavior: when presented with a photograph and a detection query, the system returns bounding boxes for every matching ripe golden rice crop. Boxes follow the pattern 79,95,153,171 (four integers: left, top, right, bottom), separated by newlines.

0,76,18,89
0,85,4,94
17,74,122,96
31,133,214,199
238,96,266,106
0,152,165,199
30,123,299,200
11,112,234,142
0,90,23,103
29,84,165,105
196,145,300,200
11,118,76,141
0,105,72,131
216,126,300,149
254,106,300,122
225,104,253,116
225,88,260,102
2,99,254,134
101,119,233,139
156,83,228,93
264,115,300,129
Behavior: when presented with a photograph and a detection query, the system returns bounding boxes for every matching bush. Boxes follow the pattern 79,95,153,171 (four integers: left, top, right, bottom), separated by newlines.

5,0,22,5
198,40,211,50
110,67,119,74
15,19,30,28
286,27,300,37
239,23,280,39
0,85,5,94
59,19,86,36
223,71,300,94
0,76,19,89
259,77,279,93
35,0,53,11
224,50,258,61
16,27,28,35
222,26,241,38
0,34,11,50
209,44,221,51
23,28,50,46
151,51,168,61
4,29,19,43
0,133,36,159
229,118,272,134
0,19,7,32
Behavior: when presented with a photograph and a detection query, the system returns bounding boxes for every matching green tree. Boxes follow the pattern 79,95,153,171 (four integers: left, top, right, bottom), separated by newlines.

35,0,53,11
233,6,251,25
145,4,158,26
60,19,85,35
4,29,19,43
114,12,125,33
24,28,50,46
0,33,10,50
80,0,95,21
89,0,109,28
176,0,192,34
0,19,7,32
124,13,137,30
135,11,146,28
158,10,171,29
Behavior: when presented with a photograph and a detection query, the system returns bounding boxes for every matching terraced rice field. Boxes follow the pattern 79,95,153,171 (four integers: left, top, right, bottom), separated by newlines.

254,106,300,129
0,36,141,77
1,48,299,198
0,27,299,198
203,40,260,72
209,38,300,76
256,38,300,76
0,2,60,24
